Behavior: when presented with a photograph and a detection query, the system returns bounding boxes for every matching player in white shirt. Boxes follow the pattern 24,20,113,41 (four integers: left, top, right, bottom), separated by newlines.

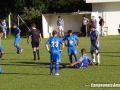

1,19,7,39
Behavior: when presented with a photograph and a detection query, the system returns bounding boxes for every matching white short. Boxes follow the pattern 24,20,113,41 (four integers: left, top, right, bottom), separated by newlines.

90,44,99,53
3,31,6,34
58,26,64,31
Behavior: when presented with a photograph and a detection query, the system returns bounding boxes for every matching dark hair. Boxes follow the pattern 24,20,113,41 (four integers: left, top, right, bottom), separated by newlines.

58,16,61,18
12,24,17,27
52,30,57,36
90,25,96,29
83,15,86,17
81,48,86,53
31,23,36,28
68,30,72,34
99,16,101,18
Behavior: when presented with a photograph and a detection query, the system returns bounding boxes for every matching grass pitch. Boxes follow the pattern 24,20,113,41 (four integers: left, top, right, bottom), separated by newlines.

0,35,120,90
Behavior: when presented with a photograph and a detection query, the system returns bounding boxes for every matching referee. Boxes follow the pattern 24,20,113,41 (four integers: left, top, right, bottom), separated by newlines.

27,23,42,60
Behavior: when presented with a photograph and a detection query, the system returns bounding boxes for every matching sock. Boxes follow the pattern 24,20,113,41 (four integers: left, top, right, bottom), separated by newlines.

55,63,59,74
97,54,100,64
50,63,53,74
5,35,6,39
75,56,79,62
36,49,40,59
33,51,36,59
69,55,72,63
92,53,96,63
62,31,64,37
16,45,21,50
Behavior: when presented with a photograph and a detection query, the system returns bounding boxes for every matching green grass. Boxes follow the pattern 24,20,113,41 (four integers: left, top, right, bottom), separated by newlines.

0,35,120,90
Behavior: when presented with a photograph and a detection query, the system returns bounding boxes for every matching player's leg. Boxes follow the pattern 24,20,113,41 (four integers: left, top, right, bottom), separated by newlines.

4,31,6,39
36,42,40,60
90,45,96,63
61,26,64,37
68,48,72,63
73,48,79,62
55,53,61,75
49,52,54,75
95,44,100,65
58,26,62,37
31,42,37,60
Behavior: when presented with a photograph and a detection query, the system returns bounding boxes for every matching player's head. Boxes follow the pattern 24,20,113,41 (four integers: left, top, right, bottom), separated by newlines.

58,16,61,18
81,48,86,55
52,30,58,36
3,19,6,22
31,23,36,29
91,16,95,19
99,16,102,19
12,24,17,28
90,25,96,31
68,30,72,36
83,15,86,19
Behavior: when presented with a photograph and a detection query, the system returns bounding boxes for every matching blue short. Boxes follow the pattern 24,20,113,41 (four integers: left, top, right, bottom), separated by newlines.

14,37,20,44
68,47,77,55
50,52,61,63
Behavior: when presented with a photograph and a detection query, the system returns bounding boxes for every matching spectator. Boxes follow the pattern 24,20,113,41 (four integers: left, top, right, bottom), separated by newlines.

99,16,105,36
81,15,89,37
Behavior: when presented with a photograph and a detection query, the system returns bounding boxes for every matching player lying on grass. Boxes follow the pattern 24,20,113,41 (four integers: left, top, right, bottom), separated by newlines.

62,48,96,68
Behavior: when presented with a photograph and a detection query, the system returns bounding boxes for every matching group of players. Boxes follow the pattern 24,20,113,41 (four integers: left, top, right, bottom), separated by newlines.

0,16,100,75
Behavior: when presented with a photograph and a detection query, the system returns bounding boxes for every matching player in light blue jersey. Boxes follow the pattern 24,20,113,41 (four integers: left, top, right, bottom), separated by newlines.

62,48,96,68
13,24,23,54
45,30,64,75
90,25,100,65
57,16,64,38
63,30,80,63
1,19,7,39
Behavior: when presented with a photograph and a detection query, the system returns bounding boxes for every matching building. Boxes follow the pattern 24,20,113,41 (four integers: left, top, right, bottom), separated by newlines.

86,0,120,35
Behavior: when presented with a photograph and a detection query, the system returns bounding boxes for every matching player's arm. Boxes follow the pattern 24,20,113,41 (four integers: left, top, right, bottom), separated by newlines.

70,60,80,67
60,42,65,52
91,62,96,68
45,44,50,53
75,39,80,48
62,20,64,27
39,33,42,44
27,31,32,44
62,37,68,47
96,35,99,42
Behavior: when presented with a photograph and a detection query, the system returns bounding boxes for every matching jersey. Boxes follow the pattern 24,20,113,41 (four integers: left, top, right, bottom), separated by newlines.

63,34,78,47
57,18,64,26
15,27,20,37
46,36,63,53
90,30,99,45
1,22,6,31
29,29,41,42
78,54,92,68
0,46,2,55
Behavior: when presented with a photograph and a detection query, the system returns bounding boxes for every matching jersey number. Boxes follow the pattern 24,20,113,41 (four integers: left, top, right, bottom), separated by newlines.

51,41,58,47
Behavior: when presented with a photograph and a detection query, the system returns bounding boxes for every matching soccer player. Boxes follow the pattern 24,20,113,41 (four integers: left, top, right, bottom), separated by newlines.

90,25,100,65
57,16,64,38
13,24,23,54
1,19,7,39
27,23,42,60
45,30,64,75
63,30,80,63
62,48,96,68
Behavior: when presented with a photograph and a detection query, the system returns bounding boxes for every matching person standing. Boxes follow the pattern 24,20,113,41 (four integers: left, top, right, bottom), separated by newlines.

99,16,105,36
13,24,23,54
89,16,97,35
63,30,80,64
45,30,64,75
57,16,64,38
90,25,100,65
27,23,42,60
81,15,89,37
1,19,7,39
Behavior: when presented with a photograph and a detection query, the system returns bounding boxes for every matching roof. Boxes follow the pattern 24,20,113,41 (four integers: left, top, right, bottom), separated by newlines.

86,0,120,3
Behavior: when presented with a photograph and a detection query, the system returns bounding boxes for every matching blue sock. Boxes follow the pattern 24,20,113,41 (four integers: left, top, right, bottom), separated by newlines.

50,63,53,74
55,63,59,74
75,56,79,62
69,55,72,63
16,45,21,50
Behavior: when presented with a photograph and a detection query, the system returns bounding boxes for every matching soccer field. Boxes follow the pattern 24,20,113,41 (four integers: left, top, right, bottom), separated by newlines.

0,35,120,90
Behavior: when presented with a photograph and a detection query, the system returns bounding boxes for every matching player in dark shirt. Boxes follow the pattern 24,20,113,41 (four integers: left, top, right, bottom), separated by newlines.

27,23,42,60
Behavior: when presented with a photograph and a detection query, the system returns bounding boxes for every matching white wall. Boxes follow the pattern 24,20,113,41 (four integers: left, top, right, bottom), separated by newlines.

86,0,120,3
92,2,120,35
42,14,91,38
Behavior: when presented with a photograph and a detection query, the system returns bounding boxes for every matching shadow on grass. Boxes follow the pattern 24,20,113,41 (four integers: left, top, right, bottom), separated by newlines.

102,55,120,57
0,72,49,76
